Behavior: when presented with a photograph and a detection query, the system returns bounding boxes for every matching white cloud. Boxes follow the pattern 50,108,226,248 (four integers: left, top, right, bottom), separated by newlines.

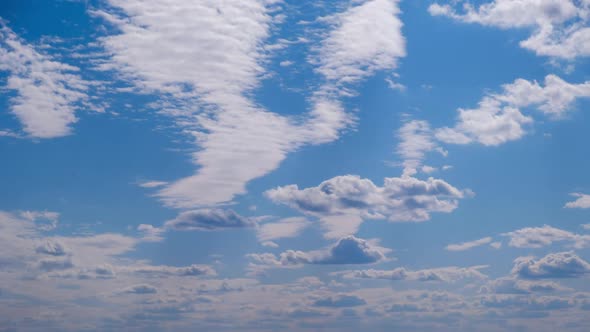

503,225,590,249
164,209,255,231
315,0,405,89
565,193,590,209
266,174,468,238
446,237,493,251
137,224,165,242
396,120,438,176
342,265,488,282
481,277,569,294
436,75,590,146
257,217,310,242
97,0,405,208
429,0,590,59
512,251,590,279
0,23,90,138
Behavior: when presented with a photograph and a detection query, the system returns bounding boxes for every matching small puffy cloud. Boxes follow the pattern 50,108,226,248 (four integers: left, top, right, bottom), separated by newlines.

266,175,467,238
565,193,590,209
512,252,590,279
122,284,158,295
446,237,493,251
164,209,255,231
342,265,487,282
35,240,68,256
429,0,590,59
257,217,310,242
313,294,366,308
503,225,590,249
248,235,390,269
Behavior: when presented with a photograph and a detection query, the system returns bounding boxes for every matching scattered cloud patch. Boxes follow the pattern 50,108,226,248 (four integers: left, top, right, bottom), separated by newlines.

165,209,255,231
512,252,590,279
266,174,468,238
446,237,493,251
565,193,590,209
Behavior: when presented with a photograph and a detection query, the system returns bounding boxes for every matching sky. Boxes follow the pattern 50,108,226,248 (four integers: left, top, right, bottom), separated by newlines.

1,0,590,331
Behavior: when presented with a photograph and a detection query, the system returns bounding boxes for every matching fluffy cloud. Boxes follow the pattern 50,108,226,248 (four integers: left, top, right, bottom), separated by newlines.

0,24,90,138
266,174,468,238
248,235,390,269
164,209,255,231
342,265,488,282
436,75,590,146
565,193,590,209
446,237,493,251
429,0,590,59
503,225,590,249
512,252,590,279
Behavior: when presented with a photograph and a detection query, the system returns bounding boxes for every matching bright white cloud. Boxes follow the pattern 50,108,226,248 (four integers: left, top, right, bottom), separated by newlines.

446,237,493,251
436,75,590,146
0,23,90,138
266,174,468,238
565,193,590,209
429,0,590,59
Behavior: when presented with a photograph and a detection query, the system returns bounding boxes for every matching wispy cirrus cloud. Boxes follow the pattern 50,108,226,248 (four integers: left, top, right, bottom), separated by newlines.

95,0,406,208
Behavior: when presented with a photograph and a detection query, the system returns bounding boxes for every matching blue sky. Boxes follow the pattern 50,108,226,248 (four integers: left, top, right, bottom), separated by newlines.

1,0,590,331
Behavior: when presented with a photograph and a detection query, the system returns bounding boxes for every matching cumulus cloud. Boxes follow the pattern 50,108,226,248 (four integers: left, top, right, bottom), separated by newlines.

429,0,590,59
435,75,590,146
248,235,390,270
446,237,493,251
512,252,590,279
565,193,590,209
257,217,310,242
164,209,255,231
503,225,590,249
0,23,90,138
35,241,68,256
342,265,488,282
266,174,468,238
137,224,165,242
